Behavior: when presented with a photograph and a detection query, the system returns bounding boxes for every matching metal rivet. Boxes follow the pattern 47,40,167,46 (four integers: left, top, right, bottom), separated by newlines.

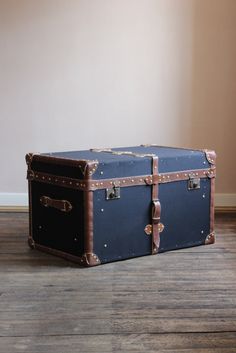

104,244,107,248
100,171,104,175
177,174,179,177
131,179,134,182
101,209,104,212
92,184,94,187
70,182,72,185
202,194,206,198
96,259,99,262
123,180,126,183
74,237,78,242
201,230,204,234
38,225,42,230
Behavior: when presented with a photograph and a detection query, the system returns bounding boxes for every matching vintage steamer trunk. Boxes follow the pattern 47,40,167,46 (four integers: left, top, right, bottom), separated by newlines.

26,145,216,266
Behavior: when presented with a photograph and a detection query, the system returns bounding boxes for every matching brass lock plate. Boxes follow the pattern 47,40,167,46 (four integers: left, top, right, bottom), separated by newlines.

188,177,200,190
106,186,120,200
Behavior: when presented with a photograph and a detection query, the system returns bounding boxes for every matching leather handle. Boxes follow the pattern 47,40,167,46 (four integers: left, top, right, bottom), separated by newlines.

40,196,73,213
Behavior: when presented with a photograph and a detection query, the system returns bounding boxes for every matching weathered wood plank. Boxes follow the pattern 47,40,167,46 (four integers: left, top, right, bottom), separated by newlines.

0,212,236,352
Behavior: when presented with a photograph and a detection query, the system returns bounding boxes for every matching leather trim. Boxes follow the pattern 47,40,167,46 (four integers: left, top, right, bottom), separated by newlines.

83,163,101,266
27,168,215,191
33,243,100,266
151,156,160,254
207,151,216,245
210,177,215,234
27,179,35,249
26,153,99,176
158,168,215,183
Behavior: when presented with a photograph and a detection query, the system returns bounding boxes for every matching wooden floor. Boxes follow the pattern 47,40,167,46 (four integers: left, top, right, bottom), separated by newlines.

0,213,236,353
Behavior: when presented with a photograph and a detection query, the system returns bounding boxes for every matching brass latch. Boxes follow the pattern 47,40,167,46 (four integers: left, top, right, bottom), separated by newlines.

106,185,120,200
188,174,200,190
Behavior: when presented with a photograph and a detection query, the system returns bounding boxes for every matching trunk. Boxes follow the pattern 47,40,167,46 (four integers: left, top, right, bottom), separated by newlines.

25,145,216,266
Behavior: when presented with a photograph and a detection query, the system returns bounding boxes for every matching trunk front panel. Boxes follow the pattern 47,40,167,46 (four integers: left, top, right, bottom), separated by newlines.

93,186,152,263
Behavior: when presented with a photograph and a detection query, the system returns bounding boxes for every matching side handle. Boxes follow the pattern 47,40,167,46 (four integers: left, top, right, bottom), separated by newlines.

40,196,73,213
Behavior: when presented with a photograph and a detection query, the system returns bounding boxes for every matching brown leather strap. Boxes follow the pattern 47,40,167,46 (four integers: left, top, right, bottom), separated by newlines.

40,196,73,212
151,156,160,254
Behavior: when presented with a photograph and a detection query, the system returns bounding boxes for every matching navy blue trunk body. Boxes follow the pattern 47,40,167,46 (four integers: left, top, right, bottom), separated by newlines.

27,145,215,266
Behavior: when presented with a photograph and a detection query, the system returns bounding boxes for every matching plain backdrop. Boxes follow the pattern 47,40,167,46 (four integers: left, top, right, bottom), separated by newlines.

0,0,235,202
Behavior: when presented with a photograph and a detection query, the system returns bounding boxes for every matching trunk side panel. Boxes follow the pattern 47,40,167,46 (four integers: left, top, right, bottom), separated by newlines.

31,182,84,256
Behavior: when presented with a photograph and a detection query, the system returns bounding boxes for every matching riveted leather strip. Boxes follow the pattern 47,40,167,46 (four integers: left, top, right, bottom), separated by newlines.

158,167,215,183
82,163,101,266
151,156,160,254
27,168,215,191
205,151,216,245
31,153,98,168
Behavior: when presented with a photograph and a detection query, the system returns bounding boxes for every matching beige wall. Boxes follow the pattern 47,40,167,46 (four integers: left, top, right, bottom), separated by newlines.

0,0,235,199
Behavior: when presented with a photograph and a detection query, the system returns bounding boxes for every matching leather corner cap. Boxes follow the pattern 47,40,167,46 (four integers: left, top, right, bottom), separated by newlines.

79,253,101,267
205,232,215,245
204,150,216,165
25,153,34,165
